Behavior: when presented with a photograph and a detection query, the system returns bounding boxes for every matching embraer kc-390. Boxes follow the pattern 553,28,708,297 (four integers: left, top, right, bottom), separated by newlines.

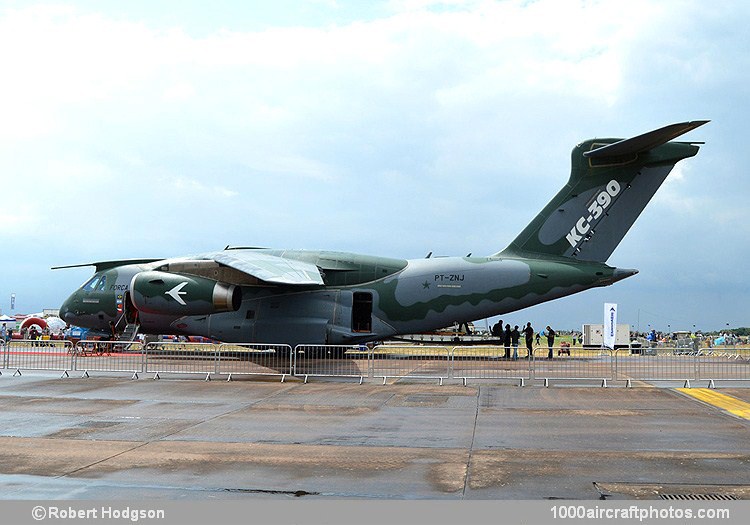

56,121,708,346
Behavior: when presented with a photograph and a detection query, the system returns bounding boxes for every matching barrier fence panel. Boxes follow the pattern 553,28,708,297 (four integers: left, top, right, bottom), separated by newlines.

1,343,6,370
532,347,614,384
293,345,369,382
696,347,750,382
217,343,293,380
451,345,532,383
145,342,218,379
614,348,697,382
6,339,74,374
75,340,145,376
371,345,451,384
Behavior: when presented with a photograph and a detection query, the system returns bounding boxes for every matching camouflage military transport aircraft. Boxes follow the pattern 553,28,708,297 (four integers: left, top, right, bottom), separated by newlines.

57,121,707,346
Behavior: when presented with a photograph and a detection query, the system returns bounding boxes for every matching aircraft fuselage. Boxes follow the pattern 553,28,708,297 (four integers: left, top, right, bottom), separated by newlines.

59,250,633,346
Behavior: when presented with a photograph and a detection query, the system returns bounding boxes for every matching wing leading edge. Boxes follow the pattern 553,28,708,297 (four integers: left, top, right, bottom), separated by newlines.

210,251,324,286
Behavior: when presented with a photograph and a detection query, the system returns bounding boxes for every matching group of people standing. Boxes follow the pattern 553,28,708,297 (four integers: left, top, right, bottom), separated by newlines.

490,320,556,359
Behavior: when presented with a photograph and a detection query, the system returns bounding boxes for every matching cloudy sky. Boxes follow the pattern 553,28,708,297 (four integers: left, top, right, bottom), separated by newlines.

1,0,747,332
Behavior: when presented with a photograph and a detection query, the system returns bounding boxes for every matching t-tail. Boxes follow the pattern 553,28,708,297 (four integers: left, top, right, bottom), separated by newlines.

499,120,708,262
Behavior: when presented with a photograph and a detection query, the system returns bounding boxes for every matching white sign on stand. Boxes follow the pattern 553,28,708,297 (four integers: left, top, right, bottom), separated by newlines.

603,303,617,349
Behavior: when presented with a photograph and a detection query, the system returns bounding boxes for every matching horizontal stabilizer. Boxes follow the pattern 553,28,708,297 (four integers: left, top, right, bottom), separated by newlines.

583,120,709,159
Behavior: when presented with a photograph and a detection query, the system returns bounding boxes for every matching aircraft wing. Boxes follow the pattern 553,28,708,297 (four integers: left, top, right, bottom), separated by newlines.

210,251,324,286
52,259,165,273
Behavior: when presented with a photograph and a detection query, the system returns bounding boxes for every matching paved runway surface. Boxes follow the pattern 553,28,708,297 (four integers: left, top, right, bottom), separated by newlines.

0,373,748,500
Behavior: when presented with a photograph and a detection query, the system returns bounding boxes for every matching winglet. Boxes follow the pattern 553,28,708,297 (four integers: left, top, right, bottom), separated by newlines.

583,120,709,159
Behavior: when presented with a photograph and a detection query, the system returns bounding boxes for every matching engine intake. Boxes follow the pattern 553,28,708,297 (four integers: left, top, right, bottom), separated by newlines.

130,271,242,316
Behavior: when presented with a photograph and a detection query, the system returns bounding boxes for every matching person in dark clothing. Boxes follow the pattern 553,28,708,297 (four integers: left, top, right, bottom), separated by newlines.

511,325,521,359
492,320,504,345
523,322,534,358
546,325,556,359
503,324,512,359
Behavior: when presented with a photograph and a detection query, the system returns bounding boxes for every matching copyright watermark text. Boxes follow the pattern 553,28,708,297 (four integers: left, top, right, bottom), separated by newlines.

32,506,165,522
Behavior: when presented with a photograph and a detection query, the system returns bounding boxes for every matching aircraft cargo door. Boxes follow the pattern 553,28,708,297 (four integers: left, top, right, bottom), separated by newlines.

352,292,372,333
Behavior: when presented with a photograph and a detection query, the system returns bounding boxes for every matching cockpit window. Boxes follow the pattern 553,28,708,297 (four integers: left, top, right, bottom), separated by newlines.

83,276,101,291
96,275,108,291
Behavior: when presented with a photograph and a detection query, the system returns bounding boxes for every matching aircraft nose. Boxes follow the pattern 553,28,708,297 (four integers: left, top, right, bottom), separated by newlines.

59,296,77,324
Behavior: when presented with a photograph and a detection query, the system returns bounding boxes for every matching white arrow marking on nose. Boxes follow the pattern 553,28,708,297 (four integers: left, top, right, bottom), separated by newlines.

165,282,188,305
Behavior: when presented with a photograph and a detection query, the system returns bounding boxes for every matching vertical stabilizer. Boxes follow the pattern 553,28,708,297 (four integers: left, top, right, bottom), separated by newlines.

499,121,708,262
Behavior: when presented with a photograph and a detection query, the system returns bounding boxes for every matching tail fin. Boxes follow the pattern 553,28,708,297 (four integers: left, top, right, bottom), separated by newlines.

499,120,708,262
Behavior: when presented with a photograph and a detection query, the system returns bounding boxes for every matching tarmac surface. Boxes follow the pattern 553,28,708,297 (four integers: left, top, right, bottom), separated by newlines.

0,372,748,500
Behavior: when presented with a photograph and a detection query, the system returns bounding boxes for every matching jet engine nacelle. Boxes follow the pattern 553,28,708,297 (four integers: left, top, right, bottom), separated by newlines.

130,271,242,316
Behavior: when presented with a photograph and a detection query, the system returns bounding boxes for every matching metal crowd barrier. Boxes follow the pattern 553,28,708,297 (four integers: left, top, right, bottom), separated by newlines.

614,348,696,384
293,345,369,383
75,340,145,378
145,342,218,380
532,347,614,386
451,345,532,386
5,339,74,376
696,347,750,383
371,345,451,385
218,343,293,381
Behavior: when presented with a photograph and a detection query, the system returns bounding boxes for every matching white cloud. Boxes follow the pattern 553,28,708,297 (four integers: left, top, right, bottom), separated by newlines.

0,1,660,133
163,82,196,103
169,177,239,199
